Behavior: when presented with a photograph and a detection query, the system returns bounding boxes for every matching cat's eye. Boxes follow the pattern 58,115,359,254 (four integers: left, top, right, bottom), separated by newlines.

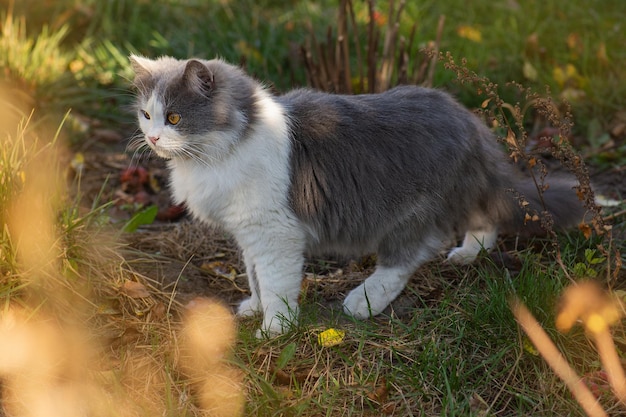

141,110,151,120
167,112,181,125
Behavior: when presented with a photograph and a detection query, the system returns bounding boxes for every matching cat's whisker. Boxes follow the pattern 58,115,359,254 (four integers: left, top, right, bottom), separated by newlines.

126,135,153,167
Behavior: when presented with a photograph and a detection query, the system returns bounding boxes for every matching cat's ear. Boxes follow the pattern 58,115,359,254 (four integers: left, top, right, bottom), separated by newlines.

129,55,154,78
183,60,215,94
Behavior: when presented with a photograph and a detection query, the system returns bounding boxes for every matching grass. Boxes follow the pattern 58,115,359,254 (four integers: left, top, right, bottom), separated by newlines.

238,247,615,416
0,0,625,416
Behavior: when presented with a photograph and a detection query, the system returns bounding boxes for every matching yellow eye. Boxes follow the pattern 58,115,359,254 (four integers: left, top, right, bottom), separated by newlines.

141,110,151,120
167,112,181,125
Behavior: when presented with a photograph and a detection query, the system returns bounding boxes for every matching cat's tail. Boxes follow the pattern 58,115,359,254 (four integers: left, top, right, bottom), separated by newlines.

500,173,587,236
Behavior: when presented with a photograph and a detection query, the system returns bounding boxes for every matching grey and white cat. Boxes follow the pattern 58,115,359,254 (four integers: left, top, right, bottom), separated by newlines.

130,55,584,336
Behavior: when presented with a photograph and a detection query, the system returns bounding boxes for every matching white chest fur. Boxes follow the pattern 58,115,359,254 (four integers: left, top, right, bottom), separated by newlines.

167,92,295,235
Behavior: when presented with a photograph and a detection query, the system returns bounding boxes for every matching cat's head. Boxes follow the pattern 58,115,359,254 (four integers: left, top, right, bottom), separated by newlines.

130,55,257,162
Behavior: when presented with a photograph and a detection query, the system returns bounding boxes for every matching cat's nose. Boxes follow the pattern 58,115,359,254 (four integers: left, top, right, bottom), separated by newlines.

148,136,159,145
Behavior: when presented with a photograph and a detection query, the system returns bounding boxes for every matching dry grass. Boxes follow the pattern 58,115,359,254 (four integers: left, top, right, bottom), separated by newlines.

0,98,244,417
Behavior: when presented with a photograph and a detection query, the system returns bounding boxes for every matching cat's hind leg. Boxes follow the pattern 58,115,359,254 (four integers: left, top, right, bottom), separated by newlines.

446,218,497,264
343,230,447,319
343,264,416,319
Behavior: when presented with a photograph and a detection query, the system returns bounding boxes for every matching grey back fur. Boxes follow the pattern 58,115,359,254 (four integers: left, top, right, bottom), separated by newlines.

281,87,516,261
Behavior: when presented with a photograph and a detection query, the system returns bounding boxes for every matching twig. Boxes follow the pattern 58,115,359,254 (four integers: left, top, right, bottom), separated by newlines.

346,0,364,93
602,208,626,223
425,15,445,88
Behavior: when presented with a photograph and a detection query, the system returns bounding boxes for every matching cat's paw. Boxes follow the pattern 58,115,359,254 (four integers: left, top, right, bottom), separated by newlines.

343,284,390,319
255,310,298,339
446,246,478,265
236,297,261,317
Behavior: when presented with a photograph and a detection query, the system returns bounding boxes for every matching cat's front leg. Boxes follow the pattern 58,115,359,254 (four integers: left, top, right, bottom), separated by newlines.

235,226,306,338
236,252,261,317
253,250,304,338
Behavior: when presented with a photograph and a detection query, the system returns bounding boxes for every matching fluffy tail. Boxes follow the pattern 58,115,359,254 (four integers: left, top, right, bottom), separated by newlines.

500,173,587,237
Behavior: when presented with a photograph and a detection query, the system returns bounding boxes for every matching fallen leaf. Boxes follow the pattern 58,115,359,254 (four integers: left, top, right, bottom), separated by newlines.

121,280,151,298
156,204,186,222
120,166,149,193
201,261,237,280
318,328,345,347
366,377,389,404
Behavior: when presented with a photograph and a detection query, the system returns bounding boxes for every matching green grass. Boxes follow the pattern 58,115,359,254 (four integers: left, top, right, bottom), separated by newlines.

237,246,612,416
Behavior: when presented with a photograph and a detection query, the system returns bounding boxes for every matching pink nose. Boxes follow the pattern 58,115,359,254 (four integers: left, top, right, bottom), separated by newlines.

148,136,159,145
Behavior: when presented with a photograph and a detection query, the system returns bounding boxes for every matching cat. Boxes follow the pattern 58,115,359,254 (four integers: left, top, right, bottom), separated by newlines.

130,55,585,336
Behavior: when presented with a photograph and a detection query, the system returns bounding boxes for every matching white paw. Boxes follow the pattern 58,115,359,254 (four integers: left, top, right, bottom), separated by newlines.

251,300,299,339
446,247,479,264
236,297,261,317
343,284,391,319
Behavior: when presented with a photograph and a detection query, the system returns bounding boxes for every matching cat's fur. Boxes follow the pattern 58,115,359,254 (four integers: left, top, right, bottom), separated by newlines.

130,55,585,336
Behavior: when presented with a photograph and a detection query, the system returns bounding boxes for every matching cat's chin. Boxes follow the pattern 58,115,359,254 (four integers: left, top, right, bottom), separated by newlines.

150,145,183,161
154,150,174,160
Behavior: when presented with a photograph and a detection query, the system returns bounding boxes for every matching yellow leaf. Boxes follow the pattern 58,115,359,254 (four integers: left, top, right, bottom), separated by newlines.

456,25,482,43
553,63,587,90
522,61,538,81
523,337,539,356
201,261,237,280
318,328,345,347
